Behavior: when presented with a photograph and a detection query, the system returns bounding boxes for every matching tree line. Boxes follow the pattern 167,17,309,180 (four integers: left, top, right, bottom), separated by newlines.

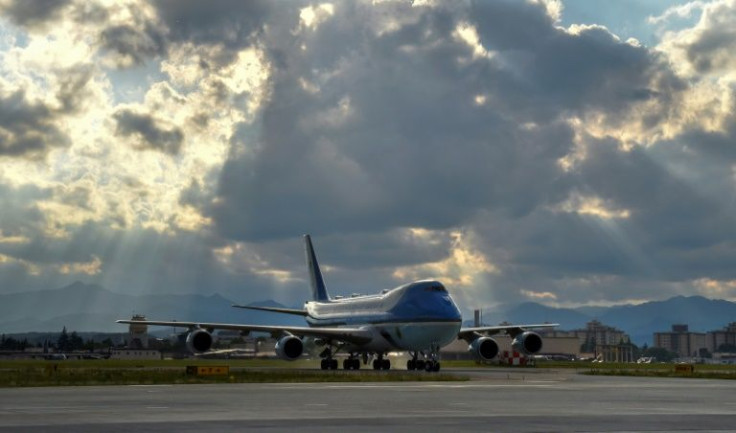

1,327,114,352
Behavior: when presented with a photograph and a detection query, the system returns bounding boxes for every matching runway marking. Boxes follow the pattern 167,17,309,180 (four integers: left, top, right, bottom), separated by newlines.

128,385,173,388
269,383,558,391
146,406,170,410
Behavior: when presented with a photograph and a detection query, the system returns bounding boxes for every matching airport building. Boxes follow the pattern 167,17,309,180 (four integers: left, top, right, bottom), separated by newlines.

706,322,736,353
595,343,635,363
110,314,162,360
654,324,706,358
540,320,631,360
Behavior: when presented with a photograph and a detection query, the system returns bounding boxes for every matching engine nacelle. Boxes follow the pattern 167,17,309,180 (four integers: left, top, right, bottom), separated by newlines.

186,329,213,353
469,336,499,361
275,335,304,361
512,331,543,355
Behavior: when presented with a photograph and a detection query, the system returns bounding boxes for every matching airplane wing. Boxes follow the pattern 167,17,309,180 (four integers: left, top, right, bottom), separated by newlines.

231,304,309,316
115,319,373,345
458,323,558,340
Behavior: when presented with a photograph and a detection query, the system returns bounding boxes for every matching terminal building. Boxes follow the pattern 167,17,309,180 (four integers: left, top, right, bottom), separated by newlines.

654,324,706,358
540,320,633,362
706,322,736,353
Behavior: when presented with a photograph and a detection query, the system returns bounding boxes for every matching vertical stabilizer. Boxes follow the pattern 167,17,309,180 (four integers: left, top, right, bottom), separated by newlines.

304,235,330,301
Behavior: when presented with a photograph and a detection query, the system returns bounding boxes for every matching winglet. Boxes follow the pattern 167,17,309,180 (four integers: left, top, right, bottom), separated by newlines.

304,234,329,301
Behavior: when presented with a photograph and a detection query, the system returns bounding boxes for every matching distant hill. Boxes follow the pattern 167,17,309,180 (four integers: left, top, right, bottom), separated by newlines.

480,295,736,345
3,283,735,346
0,282,305,333
596,296,736,344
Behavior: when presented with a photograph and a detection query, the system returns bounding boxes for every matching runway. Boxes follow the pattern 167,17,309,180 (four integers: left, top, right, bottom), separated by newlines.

1,369,735,432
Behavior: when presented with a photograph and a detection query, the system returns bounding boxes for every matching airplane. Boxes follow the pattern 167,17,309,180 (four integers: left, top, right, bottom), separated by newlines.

118,235,557,372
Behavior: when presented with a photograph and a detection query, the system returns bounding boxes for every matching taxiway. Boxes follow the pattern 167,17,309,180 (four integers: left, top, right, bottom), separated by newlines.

1,369,734,432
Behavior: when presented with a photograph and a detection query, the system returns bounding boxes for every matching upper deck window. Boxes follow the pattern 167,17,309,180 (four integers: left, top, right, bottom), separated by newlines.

425,284,446,293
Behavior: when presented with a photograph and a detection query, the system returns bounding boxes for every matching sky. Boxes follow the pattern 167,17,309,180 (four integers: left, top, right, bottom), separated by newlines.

1,0,736,314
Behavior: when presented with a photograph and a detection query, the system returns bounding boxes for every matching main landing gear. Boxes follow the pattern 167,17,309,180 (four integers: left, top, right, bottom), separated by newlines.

319,347,338,370
372,355,391,370
322,351,386,370
343,357,360,370
320,358,338,370
407,350,441,372
320,346,362,371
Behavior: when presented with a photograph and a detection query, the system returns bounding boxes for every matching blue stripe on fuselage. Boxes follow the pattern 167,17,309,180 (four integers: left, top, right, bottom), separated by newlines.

304,280,462,327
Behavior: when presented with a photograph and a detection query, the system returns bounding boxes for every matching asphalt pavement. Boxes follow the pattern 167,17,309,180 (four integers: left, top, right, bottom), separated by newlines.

1,368,734,432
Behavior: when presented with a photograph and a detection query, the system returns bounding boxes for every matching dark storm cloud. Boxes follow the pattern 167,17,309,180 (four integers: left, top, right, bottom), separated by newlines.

471,1,684,119
113,108,184,155
100,23,167,67
4,0,736,307
0,0,71,28
152,0,277,47
0,89,70,158
467,130,736,305
209,0,676,245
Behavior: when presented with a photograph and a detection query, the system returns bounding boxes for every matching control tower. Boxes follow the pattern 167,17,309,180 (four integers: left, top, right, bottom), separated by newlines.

127,314,149,349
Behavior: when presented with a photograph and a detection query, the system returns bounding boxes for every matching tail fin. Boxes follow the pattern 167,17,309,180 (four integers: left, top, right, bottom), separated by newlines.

304,235,330,302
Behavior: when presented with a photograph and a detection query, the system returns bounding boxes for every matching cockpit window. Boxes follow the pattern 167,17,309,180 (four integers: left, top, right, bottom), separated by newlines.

425,284,446,292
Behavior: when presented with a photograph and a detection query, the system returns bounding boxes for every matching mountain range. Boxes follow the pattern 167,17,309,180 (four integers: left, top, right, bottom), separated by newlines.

478,296,736,345
2,282,735,345
0,282,304,334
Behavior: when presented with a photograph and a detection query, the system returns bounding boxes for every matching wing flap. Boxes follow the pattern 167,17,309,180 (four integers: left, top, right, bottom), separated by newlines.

458,323,558,340
116,320,373,345
231,305,309,316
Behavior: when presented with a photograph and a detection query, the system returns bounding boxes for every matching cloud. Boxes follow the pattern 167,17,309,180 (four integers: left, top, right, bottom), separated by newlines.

0,89,69,158
113,107,184,155
658,0,736,76
152,0,276,46
100,23,167,68
209,2,576,242
1,0,736,310
0,0,71,28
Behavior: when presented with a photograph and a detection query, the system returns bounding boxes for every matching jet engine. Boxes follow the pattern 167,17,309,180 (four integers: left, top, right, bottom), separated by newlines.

512,331,543,355
469,336,499,361
186,329,213,353
275,335,304,361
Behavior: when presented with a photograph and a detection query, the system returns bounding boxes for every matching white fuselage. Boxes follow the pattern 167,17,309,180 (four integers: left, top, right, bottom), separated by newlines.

304,280,462,353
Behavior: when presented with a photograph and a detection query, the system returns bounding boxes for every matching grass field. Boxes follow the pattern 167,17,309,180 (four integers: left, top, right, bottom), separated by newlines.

536,360,736,380
0,358,467,387
2,358,735,387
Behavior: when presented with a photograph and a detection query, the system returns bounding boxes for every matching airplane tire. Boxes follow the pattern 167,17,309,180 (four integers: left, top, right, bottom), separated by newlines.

320,359,328,370
433,362,441,372
425,361,434,372
382,359,390,370
407,360,415,370
372,359,380,370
